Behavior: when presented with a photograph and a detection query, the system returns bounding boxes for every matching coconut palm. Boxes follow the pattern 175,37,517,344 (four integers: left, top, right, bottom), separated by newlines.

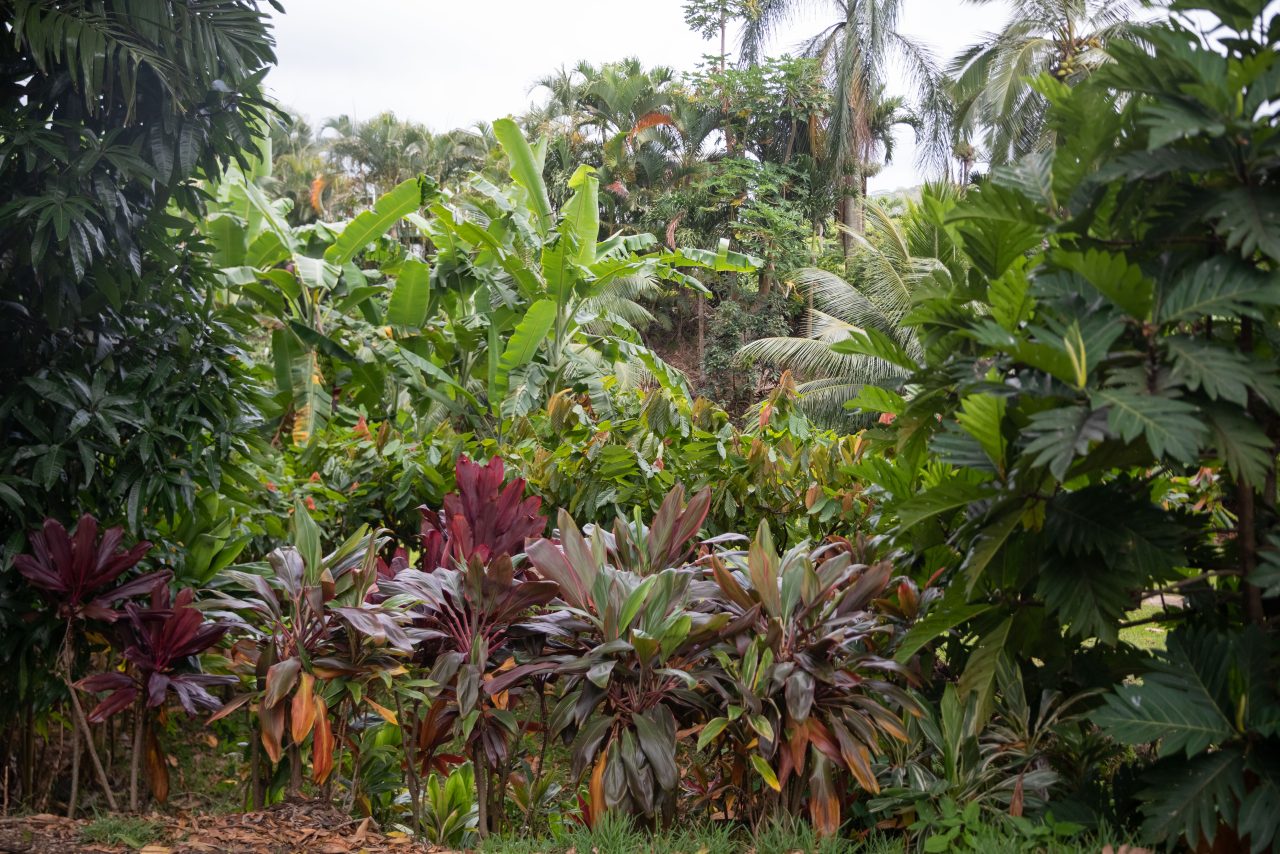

740,0,952,245
949,0,1142,166
737,189,963,426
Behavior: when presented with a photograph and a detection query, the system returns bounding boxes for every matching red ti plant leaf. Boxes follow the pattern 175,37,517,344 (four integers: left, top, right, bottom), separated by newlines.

419,455,547,571
14,514,169,621
77,672,138,723
263,657,302,709
78,584,234,720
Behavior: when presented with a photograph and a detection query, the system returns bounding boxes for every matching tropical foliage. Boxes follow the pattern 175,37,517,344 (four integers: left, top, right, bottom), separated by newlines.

2,0,1278,852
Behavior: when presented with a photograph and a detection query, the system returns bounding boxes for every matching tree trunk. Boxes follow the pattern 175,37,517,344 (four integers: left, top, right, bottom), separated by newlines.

697,295,706,386
130,701,145,812
60,663,118,811
67,721,80,818
288,743,303,799
475,747,489,838
398,695,422,834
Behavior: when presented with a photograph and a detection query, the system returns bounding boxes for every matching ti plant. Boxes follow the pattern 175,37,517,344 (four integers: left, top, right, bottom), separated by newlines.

386,457,559,837
523,501,730,826
582,484,715,576
15,514,169,623
382,555,558,836
15,514,170,814
870,658,1094,833
78,584,234,809
209,504,415,803
419,454,547,571
700,524,919,836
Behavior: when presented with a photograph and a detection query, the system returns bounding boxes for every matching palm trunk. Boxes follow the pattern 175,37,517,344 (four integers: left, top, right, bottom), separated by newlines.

697,295,706,386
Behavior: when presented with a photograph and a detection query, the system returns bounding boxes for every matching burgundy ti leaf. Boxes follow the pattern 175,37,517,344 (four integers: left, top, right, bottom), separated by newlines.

14,514,169,621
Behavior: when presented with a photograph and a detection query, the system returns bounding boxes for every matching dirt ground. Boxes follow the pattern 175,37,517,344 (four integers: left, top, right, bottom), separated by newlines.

0,802,447,853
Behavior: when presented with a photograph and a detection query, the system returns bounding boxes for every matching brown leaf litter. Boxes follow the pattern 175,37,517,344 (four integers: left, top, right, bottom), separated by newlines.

0,801,456,853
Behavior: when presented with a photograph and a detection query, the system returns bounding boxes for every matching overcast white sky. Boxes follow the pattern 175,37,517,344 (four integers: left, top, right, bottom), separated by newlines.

264,1,1014,192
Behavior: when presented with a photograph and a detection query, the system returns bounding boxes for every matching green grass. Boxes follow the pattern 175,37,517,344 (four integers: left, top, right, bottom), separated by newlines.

1117,603,1172,652
479,812,1136,854
80,814,164,850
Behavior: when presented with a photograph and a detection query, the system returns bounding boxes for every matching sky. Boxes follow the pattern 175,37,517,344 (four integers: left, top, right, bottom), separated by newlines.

263,0,1013,192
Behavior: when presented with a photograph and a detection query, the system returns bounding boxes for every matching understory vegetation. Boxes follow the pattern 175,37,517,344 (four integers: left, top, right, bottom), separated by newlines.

1,0,1278,851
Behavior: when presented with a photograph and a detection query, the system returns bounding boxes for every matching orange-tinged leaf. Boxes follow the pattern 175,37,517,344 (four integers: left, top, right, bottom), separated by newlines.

846,741,878,794
260,702,284,764
290,673,317,744
312,700,334,783
366,697,398,725
629,111,676,139
588,745,609,827
805,483,821,509
145,725,170,804
206,693,252,724
810,790,840,838
309,176,327,214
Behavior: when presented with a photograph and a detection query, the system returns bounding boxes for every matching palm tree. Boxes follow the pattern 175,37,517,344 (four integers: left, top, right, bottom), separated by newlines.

949,0,1141,167
531,59,685,221
739,0,952,248
265,111,354,223
737,188,964,426
321,111,432,201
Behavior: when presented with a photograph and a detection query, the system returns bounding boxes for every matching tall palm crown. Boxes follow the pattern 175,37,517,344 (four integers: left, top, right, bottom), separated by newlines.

740,0,952,209
949,0,1141,166
737,187,965,426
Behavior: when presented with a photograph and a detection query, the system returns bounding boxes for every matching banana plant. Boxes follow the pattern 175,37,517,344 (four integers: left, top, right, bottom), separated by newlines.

415,119,760,423
203,160,476,444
